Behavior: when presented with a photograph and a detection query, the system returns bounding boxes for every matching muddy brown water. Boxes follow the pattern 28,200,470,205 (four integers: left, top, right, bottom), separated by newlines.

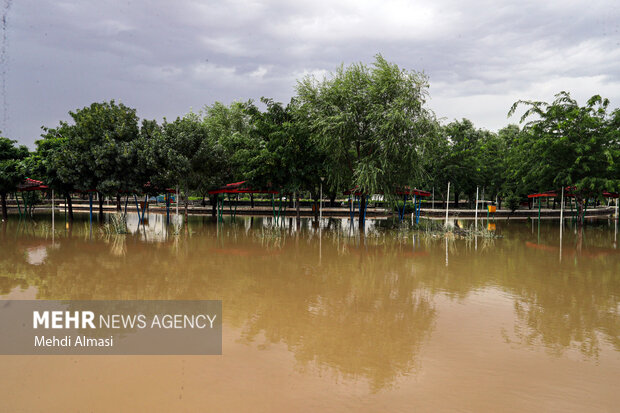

1,213,619,412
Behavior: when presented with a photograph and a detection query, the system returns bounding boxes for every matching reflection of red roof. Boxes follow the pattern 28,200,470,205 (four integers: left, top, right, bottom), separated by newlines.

344,186,431,197
525,241,620,258
17,178,48,192
208,181,279,195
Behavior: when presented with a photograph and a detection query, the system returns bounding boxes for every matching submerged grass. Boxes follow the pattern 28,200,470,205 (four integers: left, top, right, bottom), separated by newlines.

100,214,129,235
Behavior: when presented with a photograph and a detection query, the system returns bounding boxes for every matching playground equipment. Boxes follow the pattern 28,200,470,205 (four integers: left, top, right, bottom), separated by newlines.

344,186,431,226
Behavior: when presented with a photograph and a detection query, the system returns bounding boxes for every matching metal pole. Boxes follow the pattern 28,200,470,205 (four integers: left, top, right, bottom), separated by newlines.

560,187,564,261
319,181,323,222
474,186,479,230
445,182,450,227
560,187,564,229
51,189,55,242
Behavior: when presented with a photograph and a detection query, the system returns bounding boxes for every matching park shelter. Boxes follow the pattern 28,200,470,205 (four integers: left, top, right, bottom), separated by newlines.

528,187,619,221
15,178,48,218
208,181,279,221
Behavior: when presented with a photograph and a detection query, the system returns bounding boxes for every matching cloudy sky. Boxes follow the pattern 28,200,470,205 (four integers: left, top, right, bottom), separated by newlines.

4,0,620,147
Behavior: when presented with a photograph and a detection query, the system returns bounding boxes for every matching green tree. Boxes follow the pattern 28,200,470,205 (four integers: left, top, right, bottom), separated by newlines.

0,137,29,220
244,98,327,220
441,119,486,208
296,55,436,225
151,112,230,216
38,101,141,220
509,92,620,225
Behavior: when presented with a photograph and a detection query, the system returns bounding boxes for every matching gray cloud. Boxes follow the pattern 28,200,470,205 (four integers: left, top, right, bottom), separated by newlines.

4,0,620,147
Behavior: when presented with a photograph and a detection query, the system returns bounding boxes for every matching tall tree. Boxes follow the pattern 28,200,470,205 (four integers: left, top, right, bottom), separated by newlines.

509,92,620,225
0,137,29,220
38,101,141,220
244,98,327,220
296,55,436,225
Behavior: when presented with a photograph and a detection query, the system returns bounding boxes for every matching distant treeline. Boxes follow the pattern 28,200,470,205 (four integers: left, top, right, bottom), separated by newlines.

1,55,619,224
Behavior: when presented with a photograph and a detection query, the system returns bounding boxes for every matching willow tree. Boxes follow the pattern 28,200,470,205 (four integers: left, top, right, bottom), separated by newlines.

509,92,620,226
296,55,436,225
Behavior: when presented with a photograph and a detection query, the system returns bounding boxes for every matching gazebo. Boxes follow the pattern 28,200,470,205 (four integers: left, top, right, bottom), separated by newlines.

15,178,49,218
208,181,279,221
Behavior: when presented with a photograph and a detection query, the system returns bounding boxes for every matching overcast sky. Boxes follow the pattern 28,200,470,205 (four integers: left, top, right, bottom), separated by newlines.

3,0,620,148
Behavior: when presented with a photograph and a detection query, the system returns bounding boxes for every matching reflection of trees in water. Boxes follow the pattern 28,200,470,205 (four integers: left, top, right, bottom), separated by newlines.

2,217,620,384
433,223,620,359
1,218,438,391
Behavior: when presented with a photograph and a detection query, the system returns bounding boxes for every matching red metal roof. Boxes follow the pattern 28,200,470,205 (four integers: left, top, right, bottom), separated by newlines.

208,181,279,195
17,178,48,192
528,187,619,198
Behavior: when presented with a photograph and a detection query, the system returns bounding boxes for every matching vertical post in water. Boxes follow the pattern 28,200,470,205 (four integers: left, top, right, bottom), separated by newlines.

445,182,450,227
176,185,179,224
51,189,55,243
474,186,479,230
559,187,564,261
319,178,324,223
89,192,93,225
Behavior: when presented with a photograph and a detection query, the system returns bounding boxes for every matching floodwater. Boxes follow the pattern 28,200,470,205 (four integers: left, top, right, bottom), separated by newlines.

1,213,619,412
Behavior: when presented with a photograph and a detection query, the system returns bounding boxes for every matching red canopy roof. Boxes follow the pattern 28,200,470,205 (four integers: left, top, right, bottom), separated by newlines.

208,181,279,195
17,178,48,192
528,187,619,199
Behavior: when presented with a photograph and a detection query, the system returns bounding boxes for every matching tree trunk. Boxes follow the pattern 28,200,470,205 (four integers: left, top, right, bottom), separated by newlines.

498,196,503,210
116,194,121,211
66,194,74,222
329,192,336,207
210,195,217,217
296,194,301,225
454,191,459,209
358,193,367,229
201,195,207,207
250,194,254,208
1,192,7,221
576,196,586,227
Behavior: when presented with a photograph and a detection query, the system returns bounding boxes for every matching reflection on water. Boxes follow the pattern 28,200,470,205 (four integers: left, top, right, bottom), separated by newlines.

1,213,620,410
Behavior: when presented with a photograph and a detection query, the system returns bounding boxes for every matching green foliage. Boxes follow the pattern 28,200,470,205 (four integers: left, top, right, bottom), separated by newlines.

0,137,30,219
508,91,620,223
37,101,141,195
505,193,521,213
296,54,436,200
